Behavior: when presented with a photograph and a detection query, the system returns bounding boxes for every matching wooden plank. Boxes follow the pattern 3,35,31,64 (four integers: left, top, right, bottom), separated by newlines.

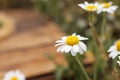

0,9,66,79
0,22,64,52
28,73,55,80
0,45,66,78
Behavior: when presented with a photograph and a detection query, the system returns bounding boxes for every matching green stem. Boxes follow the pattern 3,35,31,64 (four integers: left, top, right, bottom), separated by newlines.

88,12,107,80
101,13,107,38
88,12,105,55
75,56,90,80
93,63,98,80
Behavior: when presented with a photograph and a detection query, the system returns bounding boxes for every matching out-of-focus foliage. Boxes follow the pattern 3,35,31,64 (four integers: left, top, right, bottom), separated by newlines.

0,0,33,9
32,0,89,35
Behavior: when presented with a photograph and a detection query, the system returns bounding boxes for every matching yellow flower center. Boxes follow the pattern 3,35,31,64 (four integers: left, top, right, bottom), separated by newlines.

116,40,120,51
103,3,111,8
66,36,79,46
86,5,97,11
11,76,18,80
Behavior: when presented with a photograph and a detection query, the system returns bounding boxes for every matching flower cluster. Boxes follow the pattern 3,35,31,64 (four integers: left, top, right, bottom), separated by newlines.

78,1,120,66
78,1,118,14
55,1,119,66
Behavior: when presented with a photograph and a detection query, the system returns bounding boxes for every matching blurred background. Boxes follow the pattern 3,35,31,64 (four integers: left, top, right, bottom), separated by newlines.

0,0,120,80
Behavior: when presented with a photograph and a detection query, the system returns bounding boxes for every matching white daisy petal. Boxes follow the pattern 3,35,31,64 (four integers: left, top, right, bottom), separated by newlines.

79,47,84,54
64,45,72,53
55,40,65,43
84,2,89,6
109,2,113,5
73,45,79,53
77,35,88,40
97,9,102,14
71,48,77,56
72,33,76,36
118,56,120,60
79,42,87,52
109,51,118,59
108,45,115,52
57,45,66,52
117,61,120,66
57,45,72,53
112,6,118,9
61,36,67,41
117,55,120,66
94,2,98,5
113,51,119,59
109,51,114,58
55,43,65,47
78,4,86,9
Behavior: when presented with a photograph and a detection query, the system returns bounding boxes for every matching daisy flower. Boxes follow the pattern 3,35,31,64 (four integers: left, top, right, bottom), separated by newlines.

78,2,102,12
55,33,88,56
108,40,120,59
97,2,118,14
3,70,26,80
117,56,120,66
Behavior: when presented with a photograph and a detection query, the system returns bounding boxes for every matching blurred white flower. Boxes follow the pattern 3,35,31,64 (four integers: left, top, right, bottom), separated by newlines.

77,18,87,28
3,70,26,80
108,40,120,59
97,2,118,14
107,14,115,21
55,33,88,56
85,29,91,36
117,56,120,66
78,2,102,12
